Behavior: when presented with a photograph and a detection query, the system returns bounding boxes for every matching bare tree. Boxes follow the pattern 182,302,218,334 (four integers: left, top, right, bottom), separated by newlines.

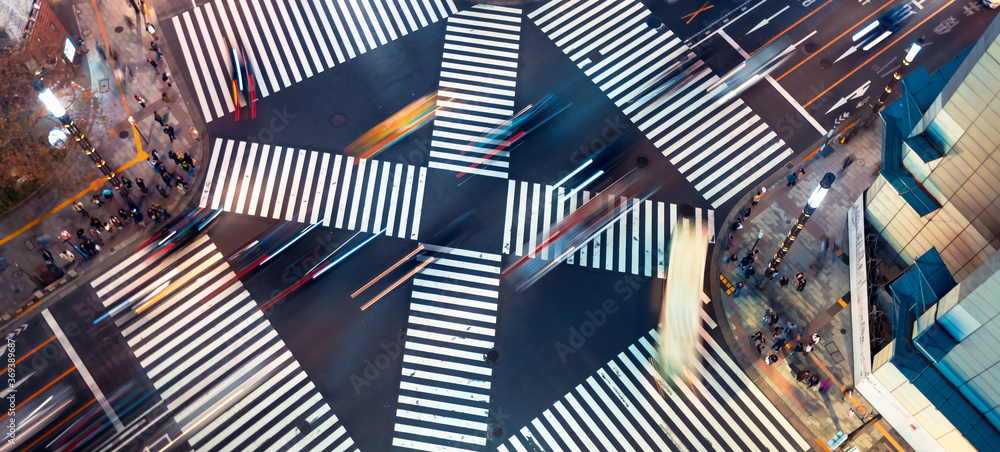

0,42,99,210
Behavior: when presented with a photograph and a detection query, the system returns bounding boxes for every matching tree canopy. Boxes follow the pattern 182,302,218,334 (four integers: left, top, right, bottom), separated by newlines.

0,43,97,210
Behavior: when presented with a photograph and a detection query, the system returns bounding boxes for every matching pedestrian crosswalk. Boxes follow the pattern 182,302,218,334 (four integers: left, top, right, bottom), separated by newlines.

392,245,501,450
528,0,794,209
90,234,356,451
200,138,427,239
501,179,715,279
497,310,810,452
171,0,460,122
429,5,522,180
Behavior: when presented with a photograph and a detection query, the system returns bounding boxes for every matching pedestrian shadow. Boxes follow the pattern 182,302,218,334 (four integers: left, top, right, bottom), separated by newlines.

819,388,842,431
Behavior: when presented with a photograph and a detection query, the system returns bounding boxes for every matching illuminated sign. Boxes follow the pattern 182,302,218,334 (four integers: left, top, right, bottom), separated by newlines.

63,37,76,61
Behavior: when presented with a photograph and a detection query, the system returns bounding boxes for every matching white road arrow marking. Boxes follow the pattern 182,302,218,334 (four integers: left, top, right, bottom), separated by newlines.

835,45,858,64
746,5,789,35
826,80,871,114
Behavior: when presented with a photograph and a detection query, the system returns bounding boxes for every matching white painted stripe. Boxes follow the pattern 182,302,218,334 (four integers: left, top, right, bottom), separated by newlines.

223,140,246,212
553,400,598,450
43,310,124,432
300,150,320,223
605,360,685,451
411,291,497,313
420,245,502,262
267,0,305,82
565,392,615,450
234,0,280,93
235,143,258,215
410,167,427,239
418,257,500,275
323,0,355,60
373,161,390,232
407,329,493,350
248,0,291,88
301,0,335,68
210,140,235,210
384,163,402,234
172,15,213,121
417,268,498,286
515,181,527,256
200,4,236,113
531,418,564,452
429,161,507,179
199,138,224,208
585,376,643,450
360,161,379,231
284,148,304,221
528,183,540,257
409,302,496,324
335,156,354,229
185,11,225,118
394,423,486,446
710,148,793,208
398,381,489,403
398,395,488,416
408,315,494,337
617,350,704,452
401,364,491,391
311,153,330,225
391,438,474,452
398,164,414,238
542,409,581,452
272,147,294,219
348,158,367,230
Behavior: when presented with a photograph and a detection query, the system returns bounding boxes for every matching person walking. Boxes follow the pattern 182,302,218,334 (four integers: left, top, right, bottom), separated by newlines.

744,266,756,279
749,331,763,343
168,150,180,164
161,92,171,103
796,275,807,291
59,250,76,263
134,94,147,108
120,176,133,191
160,171,173,187
156,184,170,198
189,127,200,141
130,208,146,227
90,216,105,230
147,58,158,73
733,281,744,297
162,72,172,87
779,275,790,288
764,354,778,365
763,308,779,327
41,249,54,263
136,177,147,193
148,207,161,224
751,187,766,206
787,172,798,187
72,201,89,217
182,152,196,167
154,111,164,126
163,125,175,142
91,194,104,207
810,333,822,346
118,208,131,224
180,160,194,177
150,149,161,162
792,343,804,356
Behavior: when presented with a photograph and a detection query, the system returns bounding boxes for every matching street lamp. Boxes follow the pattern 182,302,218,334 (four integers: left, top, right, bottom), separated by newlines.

840,39,923,144
33,79,133,204
762,173,836,281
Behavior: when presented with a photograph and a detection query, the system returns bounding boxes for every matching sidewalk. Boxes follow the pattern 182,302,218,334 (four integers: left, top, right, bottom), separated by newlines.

0,0,205,320
711,120,913,451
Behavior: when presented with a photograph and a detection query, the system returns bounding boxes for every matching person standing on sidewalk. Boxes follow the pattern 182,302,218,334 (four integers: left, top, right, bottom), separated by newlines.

779,275,790,288
764,354,778,365
163,125,176,142
91,194,104,207
751,187,766,206
189,127,200,141
796,274,808,291
161,92,171,103
134,94,147,108
162,73,172,87
72,201,89,217
148,58,158,73
136,177,147,193
733,282,744,297
180,160,194,177
156,184,170,198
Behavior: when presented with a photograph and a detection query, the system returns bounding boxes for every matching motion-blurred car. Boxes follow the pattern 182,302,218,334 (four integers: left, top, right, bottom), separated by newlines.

852,5,913,52
228,40,256,119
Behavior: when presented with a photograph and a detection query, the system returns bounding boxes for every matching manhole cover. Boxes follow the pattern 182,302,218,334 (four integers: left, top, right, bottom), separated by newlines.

587,50,603,64
297,419,312,434
855,158,865,167
820,59,832,70
485,349,499,362
492,427,503,438
330,114,346,127
786,219,792,224
119,131,129,139
679,205,695,217
804,42,817,53
114,26,124,33
646,17,662,29
635,155,649,168
841,329,847,334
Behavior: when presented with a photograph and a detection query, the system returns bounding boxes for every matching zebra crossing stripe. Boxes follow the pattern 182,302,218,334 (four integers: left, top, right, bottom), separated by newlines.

393,247,499,449
501,315,810,451
90,239,355,451
530,0,795,209
170,0,459,122
202,139,426,237
502,179,713,278
429,6,521,179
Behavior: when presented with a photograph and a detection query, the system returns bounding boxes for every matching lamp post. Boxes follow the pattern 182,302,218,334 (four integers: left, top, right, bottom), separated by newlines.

33,79,133,204
762,173,836,282
840,39,923,144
